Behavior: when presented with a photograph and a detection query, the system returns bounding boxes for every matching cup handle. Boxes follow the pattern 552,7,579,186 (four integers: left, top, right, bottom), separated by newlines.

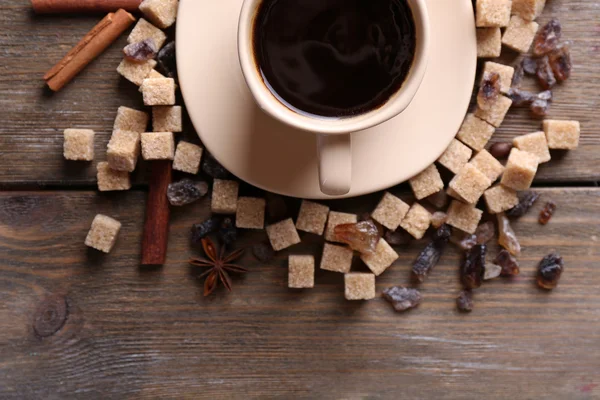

317,134,352,196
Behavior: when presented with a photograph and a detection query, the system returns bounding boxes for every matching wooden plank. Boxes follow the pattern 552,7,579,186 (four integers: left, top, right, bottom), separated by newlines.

0,0,598,186
1,188,599,399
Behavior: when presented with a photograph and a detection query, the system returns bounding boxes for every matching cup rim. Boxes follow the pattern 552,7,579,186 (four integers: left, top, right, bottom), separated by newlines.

238,0,430,135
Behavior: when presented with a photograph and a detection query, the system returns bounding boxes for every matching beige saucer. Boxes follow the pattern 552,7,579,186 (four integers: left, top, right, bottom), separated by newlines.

177,0,476,199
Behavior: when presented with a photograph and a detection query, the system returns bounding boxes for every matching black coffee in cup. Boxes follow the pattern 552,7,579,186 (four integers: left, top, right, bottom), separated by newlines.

252,0,416,118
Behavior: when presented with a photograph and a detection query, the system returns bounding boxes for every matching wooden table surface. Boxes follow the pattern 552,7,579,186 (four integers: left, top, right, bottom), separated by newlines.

1,1,599,399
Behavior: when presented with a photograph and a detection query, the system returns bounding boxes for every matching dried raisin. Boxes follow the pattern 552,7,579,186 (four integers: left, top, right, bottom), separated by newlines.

522,57,538,75
489,142,513,159
123,38,158,62
506,191,540,219
191,216,221,243
456,290,473,312
507,88,537,107
412,225,451,282
537,56,557,90
218,217,237,246
252,242,275,263
494,250,520,276
478,72,501,111
549,42,572,82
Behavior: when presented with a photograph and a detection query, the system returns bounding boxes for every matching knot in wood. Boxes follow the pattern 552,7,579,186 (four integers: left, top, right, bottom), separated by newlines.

33,294,68,338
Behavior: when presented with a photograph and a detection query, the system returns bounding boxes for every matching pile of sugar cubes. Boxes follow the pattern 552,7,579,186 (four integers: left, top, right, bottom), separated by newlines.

62,0,200,253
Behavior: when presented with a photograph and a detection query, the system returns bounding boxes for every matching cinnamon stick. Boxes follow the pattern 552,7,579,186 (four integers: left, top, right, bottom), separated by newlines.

32,0,142,13
141,161,172,265
44,8,135,91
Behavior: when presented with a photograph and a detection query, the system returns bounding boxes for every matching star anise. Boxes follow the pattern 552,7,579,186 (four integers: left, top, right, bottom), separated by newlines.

189,237,247,296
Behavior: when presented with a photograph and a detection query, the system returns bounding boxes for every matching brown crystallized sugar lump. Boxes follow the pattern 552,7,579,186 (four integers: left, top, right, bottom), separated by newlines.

484,185,519,214
409,164,444,200
501,148,539,190
97,162,131,191
360,239,399,276
400,203,431,240
236,197,266,229
344,273,376,301
117,58,157,86
113,106,149,133
320,243,353,273
211,179,239,214
469,149,505,181
481,62,515,94
288,255,315,289
543,120,580,150
153,106,182,132
513,131,551,163
296,200,330,235
63,129,94,161
325,211,358,242
173,141,203,174
475,95,513,128
141,78,176,106
456,114,496,151
371,192,410,231
476,0,512,28
141,131,175,160
449,163,492,204
511,0,546,21
139,0,179,29
477,28,502,58
85,214,122,253
502,15,539,53
128,18,167,49
107,130,141,172
266,218,301,251
446,201,483,234
447,187,467,203
437,139,473,174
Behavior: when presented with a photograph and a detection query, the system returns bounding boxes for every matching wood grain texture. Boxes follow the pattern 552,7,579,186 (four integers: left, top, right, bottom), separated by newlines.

0,0,598,186
1,188,599,399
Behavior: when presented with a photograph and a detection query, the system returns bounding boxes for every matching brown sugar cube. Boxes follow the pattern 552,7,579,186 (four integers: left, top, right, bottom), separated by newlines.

409,164,445,200
475,95,513,128
543,120,580,150
296,200,330,235
288,255,315,289
477,28,502,58
484,185,519,214
344,273,376,301
106,130,141,172
447,187,467,203
325,211,358,242
63,129,94,161
371,192,410,231
501,148,539,190
502,15,539,53
449,163,492,204
140,0,178,29
360,239,399,276
84,214,122,253
236,197,266,229
512,0,546,21
153,106,182,133
127,18,167,49
400,203,432,240
469,149,505,181
113,106,149,133
173,141,203,174
141,132,175,160
211,179,239,214
97,162,131,191
513,131,551,163
320,243,353,273
446,201,483,234
266,218,300,251
141,78,176,106
476,0,512,27
456,114,496,151
148,69,165,79
437,139,473,174
481,62,515,94
117,58,157,86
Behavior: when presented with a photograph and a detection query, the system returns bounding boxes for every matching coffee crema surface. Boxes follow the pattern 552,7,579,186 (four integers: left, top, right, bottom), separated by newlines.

252,0,416,118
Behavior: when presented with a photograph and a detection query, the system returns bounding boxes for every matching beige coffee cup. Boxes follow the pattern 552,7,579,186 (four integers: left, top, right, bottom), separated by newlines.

238,0,430,196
